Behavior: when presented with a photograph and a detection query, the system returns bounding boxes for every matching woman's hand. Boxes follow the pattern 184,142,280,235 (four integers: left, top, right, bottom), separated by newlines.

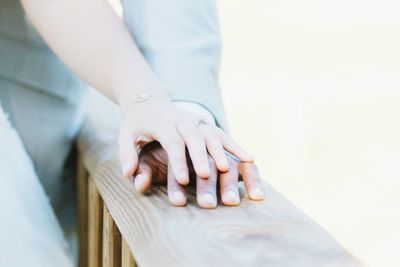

119,95,254,186
132,141,265,208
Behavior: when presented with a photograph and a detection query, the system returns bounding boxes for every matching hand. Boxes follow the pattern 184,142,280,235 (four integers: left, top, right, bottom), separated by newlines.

119,95,254,186
132,141,265,208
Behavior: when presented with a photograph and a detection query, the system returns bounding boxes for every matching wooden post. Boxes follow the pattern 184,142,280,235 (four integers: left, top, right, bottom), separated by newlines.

78,164,137,267
102,204,122,267
88,178,103,267
121,238,136,267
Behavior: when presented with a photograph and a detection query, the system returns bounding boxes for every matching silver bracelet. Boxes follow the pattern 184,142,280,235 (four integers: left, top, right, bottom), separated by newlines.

122,93,168,112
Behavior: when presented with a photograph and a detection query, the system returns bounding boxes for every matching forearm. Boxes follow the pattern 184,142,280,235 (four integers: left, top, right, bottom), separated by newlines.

20,0,168,107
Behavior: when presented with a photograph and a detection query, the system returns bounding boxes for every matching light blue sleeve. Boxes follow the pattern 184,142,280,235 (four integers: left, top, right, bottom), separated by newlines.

120,0,228,130
0,0,84,103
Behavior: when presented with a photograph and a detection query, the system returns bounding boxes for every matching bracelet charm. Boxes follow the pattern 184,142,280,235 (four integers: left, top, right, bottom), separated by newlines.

122,93,168,113
135,93,151,102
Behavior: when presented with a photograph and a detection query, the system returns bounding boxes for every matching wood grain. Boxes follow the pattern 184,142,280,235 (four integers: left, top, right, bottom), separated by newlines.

78,90,363,267
88,177,103,267
102,204,122,267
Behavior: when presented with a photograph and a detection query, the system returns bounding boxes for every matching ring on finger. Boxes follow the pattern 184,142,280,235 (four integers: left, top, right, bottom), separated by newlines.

195,118,208,128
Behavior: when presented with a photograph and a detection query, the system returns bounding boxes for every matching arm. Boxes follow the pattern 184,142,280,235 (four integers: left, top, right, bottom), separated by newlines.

20,0,167,107
21,0,258,208
120,0,264,207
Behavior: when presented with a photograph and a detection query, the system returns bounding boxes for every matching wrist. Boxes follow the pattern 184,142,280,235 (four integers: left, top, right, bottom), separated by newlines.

118,89,170,111
120,92,172,114
113,76,170,110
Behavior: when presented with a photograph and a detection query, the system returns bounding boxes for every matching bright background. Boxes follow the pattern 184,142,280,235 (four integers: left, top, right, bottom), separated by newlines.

218,1,400,267
109,1,400,266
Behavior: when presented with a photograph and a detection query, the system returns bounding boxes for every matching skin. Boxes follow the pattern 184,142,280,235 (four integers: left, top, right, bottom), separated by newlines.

134,142,264,208
20,0,265,208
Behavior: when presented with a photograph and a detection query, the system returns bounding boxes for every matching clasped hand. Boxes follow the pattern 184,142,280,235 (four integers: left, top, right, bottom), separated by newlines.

119,97,264,208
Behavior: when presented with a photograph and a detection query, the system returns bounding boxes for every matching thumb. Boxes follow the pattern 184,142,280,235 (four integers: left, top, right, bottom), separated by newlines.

118,131,138,178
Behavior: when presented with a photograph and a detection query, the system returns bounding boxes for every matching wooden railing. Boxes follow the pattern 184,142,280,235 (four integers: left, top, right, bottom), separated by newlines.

77,160,136,267
76,90,136,267
76,91,363,267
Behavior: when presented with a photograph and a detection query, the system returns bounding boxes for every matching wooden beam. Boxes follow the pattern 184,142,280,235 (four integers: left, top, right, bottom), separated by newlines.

78,90,363,267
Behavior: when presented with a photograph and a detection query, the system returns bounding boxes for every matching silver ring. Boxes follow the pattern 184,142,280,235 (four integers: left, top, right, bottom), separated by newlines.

196,118,207,128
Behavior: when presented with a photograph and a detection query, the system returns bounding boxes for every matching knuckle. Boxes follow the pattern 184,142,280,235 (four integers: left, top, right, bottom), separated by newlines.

169,150,186,162
215,146,227,157
199,126,214,137
187,132,203,143
223,133,235,142
186,143,207,158
170,154,186,164
206,137,222,149
168,137,184,148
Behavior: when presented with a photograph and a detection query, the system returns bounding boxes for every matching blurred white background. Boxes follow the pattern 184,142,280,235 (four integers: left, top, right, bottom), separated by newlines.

218,1,400,266
109,0,400,266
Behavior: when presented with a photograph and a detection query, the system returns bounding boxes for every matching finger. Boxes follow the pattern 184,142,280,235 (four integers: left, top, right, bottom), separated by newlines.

202,128,229,173
158,130,189,185
118,130,138,178
177,123,209,178
167,162,187,206
217,128,254,163
219,160,240,206
196,158,217,208
133,161,153,193
238,162,265,200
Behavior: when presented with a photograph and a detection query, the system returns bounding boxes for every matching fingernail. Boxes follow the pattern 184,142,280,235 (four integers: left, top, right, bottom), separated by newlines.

244,154,255,162
172,191,186,205
134,174,146,191
222,190,239,205
178,170,189,184
199,193,216,208
122,163,132,177
250,188,264,200
219,158,229,171
201,163,210,177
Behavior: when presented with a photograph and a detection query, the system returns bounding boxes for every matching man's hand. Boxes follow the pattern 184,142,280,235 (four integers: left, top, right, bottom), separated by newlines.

131,141,265,209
